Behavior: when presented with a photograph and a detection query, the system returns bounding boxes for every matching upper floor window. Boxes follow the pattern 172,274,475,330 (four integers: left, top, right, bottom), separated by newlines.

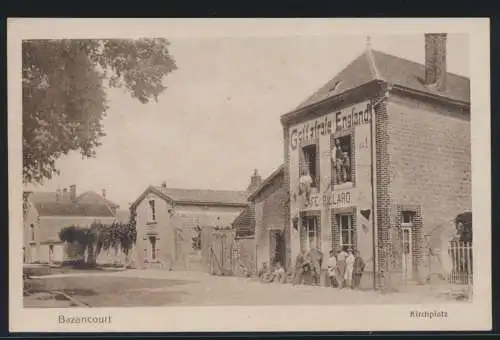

300,144,319,189
30,224,35,241
148,199,156,222
331,134,352,185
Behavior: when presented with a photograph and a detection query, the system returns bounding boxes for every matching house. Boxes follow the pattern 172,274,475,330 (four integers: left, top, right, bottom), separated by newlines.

232,166,288,274
129,174,258,270
280,34,470,287
23,185,119,264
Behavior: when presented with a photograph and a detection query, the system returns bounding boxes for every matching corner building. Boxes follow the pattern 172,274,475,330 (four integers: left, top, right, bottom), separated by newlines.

281,34,470,286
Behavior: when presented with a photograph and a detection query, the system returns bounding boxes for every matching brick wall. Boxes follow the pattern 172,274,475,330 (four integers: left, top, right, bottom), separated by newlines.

374,97,391,286
254,175,287,269
386,94,471,279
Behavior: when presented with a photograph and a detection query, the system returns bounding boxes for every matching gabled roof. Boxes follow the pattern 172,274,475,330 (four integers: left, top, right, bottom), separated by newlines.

76,191,120,209
130,185,249,210
293,48,470,113
33,202,115,217
27,190,116,217
247,164,285,202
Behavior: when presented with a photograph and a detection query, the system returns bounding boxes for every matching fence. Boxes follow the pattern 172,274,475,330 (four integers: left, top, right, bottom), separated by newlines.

448,240,473,286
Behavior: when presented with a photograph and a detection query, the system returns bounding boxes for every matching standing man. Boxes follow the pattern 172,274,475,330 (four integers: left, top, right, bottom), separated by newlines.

299,169,313,206
292,250,306,286
308,246,324,286
353,250,366,289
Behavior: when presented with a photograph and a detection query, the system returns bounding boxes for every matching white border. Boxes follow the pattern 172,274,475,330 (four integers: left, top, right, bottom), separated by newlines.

8,18,491,332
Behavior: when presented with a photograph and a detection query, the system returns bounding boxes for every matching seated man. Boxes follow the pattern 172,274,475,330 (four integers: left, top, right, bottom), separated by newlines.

259,262,273,283
271,262,286,283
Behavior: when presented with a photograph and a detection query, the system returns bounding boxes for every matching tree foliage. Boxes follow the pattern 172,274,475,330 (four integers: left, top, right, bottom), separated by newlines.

59,211,138,264
23,39,177,184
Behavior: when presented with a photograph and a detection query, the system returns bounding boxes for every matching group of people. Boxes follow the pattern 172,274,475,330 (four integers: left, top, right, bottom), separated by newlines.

326,247,365,289
258,261,286,284
256,246,366,289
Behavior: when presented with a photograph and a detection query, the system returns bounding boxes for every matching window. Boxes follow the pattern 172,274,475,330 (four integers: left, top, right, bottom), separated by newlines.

301,216,320,252
401,211,416,226
49,245,54,262
148,199,156,222
30,224,35,241
301,144,318,188
331,134,353,185
149,236,157,260
337,214,356,250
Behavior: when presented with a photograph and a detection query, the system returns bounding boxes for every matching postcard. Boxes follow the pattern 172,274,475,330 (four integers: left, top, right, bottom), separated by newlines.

8,18,491,332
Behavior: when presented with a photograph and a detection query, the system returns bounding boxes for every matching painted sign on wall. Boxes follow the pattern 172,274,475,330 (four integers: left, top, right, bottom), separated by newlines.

303,189,354,210
289,101,372,150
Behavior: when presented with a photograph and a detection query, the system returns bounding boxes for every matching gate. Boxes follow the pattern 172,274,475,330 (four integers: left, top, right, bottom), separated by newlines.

208,229,236,276
448,240,473,286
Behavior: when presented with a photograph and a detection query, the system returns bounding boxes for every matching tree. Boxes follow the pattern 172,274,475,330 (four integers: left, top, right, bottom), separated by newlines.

23,39,177,184
59,212,138,267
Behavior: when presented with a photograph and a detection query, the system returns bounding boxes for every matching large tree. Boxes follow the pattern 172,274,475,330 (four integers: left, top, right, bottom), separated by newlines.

22,39,177,184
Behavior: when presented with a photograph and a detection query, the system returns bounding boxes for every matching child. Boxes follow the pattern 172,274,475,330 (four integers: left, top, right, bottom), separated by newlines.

327,250,338,288
336,247,348,288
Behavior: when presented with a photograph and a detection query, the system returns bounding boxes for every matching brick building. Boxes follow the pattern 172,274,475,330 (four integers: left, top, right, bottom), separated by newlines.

280,34,470,287
232,166,288,273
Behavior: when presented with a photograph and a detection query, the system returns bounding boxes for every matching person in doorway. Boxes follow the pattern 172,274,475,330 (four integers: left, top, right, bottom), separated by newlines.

336,247,348,288
307,246,324,286
292,250,306,286
332,139,345,183
353,250,366,289
327,250,338,288
345,249,356,289
299,169,313,206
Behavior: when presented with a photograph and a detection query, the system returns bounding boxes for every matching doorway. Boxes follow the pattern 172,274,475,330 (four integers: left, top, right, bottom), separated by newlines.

401,227,413,279
269,229,285,267
148,235,158,261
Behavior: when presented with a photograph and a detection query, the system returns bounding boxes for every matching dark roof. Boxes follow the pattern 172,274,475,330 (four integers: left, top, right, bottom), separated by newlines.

247,165,285,201
131,186,248,210
232,205,256,239
294,49,470,111
33,202,115,217
28,190,116,217
76,191,120,209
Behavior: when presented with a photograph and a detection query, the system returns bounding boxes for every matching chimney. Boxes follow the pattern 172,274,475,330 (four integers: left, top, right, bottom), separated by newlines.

247,169,262,193
69,185,76,201
101,189,106,198
424,33,447,91
161,181,167,193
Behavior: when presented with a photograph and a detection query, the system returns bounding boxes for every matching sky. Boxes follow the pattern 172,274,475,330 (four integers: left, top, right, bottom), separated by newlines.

25,34,469,209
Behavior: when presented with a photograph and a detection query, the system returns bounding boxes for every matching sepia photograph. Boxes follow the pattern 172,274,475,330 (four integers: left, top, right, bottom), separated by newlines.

8,18,491,332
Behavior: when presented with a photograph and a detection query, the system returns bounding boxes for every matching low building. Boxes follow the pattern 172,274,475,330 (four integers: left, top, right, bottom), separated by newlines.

281,34,470,287
232,166,288,273
23,185,119,264
129,180,252,270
